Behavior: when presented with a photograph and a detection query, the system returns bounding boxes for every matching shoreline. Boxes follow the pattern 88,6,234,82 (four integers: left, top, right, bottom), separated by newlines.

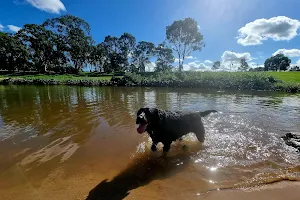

1,175,299,200
0,75,299,93
200,181,300,200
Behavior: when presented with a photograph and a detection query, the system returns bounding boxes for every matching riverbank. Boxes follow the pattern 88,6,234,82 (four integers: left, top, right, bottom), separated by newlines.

1,166,299,200
0,72,299,93
202,181,300,200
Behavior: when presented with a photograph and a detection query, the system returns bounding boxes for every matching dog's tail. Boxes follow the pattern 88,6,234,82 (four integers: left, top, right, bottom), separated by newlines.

199,110,217,117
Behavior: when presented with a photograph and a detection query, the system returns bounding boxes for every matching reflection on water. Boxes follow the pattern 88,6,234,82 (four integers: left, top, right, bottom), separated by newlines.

0,85,299,199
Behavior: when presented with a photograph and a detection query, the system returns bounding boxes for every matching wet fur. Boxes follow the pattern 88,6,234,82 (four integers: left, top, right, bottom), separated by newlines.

136,108,217,153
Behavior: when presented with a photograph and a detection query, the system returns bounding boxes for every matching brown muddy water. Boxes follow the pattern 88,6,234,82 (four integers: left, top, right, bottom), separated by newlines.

0,85,299,200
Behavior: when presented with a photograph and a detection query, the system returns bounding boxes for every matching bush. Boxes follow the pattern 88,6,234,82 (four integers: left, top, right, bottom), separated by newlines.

1,71,299,93
126,71,278,91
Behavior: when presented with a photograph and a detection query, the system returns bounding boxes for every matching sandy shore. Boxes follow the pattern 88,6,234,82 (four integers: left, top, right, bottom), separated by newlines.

201,181,300,200
1,179,299,200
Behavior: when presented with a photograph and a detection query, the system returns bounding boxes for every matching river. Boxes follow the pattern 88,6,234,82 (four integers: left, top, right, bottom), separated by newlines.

0,85,299,200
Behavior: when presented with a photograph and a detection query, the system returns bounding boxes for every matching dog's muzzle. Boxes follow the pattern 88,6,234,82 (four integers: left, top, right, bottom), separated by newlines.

137,123,147,134
136,112,148,134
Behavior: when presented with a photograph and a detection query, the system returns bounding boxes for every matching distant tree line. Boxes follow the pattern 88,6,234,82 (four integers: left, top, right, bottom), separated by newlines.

212,53,297,72
0,15,205,74
1,14,297,74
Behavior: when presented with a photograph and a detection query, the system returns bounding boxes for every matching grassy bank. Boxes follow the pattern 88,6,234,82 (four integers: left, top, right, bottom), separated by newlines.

126,71,300,93
0,74,121,86
0,72,299,93
266,72,300,83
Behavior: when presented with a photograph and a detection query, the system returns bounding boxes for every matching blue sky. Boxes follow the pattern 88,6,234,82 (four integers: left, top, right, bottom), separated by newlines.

1,0,300,71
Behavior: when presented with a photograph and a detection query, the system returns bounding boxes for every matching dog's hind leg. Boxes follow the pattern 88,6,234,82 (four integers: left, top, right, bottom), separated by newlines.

162,141,172,153
194,124,205,143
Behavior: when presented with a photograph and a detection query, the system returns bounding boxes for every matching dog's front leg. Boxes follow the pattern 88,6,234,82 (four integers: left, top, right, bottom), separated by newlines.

148,131,158,152
151,138,159,152
151,142,158,152
162,141,171,153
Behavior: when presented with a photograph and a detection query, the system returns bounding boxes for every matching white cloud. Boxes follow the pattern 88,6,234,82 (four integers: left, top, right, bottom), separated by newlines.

186,56,194,59
7,25,21,32
26,0,66,14
0,24,4,31
237,16,300,46
204,60,213,65
128,52,132,58
221,51,252,62
221,51,252,71
249,62,264,69
175,56,195,63
273,49,300,57
183,61,212,71
145,62,156,72
297,59,300,65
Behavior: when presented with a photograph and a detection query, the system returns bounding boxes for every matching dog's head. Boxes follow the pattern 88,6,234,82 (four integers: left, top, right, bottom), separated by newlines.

136,107,157,134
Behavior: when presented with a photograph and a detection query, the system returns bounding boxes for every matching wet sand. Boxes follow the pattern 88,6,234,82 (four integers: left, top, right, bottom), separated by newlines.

1,164,299,200
202,182,300,200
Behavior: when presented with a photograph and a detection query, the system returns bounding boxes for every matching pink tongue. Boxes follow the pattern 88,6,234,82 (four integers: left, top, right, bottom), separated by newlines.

137,124,147,134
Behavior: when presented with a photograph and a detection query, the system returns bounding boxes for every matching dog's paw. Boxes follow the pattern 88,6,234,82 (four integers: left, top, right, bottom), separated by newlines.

151,144,157,152
162,151,168,157
182,145,188,152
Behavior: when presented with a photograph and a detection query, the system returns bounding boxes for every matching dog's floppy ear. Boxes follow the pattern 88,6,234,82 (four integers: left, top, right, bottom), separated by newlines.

143,107,154,115
144,108,160,124
137,107,160,123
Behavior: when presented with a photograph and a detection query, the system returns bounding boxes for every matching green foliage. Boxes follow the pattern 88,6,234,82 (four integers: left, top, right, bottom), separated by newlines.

43,14,91,36
166,18,205,71
212,61,220,70
264,54,291,71
131,41,155,72
275,82,300,93
155,43,174,72
0,15,207,75
238,58,249,72
0,32,29,72
16,24,63,73
1,72,299,93
102,33,136,73
126,71,280,91
2,13,298,95
249,67,264,72
89,44,107,72
43,14,93,73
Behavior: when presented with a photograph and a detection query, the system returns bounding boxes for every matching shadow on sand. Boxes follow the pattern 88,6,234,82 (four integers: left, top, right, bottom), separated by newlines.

86,144,203,200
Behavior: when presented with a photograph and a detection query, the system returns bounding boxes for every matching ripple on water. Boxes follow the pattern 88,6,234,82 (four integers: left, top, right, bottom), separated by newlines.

19,136,79,171
0,86,300,196
131,110,300,189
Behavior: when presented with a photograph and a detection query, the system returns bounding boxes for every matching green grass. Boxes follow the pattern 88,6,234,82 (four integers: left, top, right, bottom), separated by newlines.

0,74,121,81
0,71,299,93
266,72,300,83
125,71,300,93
